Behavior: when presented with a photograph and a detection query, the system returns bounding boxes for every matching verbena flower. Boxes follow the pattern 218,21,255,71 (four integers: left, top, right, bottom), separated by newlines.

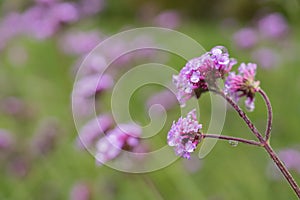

173,46,236,106
77,114,113,149
167,109,202,159
224,63,260,111
258,13,289,39
95,123,141,165
233,28,258,49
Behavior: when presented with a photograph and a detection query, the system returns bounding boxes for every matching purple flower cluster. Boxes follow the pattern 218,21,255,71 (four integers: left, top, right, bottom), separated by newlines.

258,13,289,39
0,0,105,50
167,109,202,159
95,123,141,165
0,129,15,151
173,46,236,106
170,46,262,158
232,12,290,69
77,114,113,149
69,181,91,200
153,10,182,29
225,63,260,111
279,149,300,174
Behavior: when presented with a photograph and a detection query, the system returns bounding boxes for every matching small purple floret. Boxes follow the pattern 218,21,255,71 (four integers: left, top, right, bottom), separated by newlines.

167,109,202,159
224,63,260,111
173,46,236,106
95,123,141,165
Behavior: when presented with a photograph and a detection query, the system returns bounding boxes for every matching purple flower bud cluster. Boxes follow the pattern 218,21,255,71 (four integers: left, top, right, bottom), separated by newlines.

95,123,142,165
146,89,178,112
30,118,60,156
167,109,202,159
0,0,105,50
69,181,91,200
153,10,182,29
232,12,290,69
225,63,260,111
170,46,261,158
77,114,113,149
279,149,300,174
0,129,15,152
173,46,236,106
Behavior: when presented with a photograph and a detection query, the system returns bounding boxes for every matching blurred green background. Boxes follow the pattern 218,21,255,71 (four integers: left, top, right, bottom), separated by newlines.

0,0,300,199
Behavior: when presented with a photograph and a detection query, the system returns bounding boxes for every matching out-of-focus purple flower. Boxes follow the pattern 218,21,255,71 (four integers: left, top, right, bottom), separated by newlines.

72,74,113,116
69,182,91,200
22,2,79,40
279,149,300,174
167,109,202,159
95,123,142,165
7,155,30,178
60,30,102,55
22,6,59,39
77,114,113,149
173,46,236,106
268,148,300,180
31,118,60,156
224,63,260,111
79,55,107,75
74,74,114,98
0,12,23,50
233,28,258,49
50,2,79,23
258,13,289,39
146,89,178,111
153,10,181,29
0,129,14,151
0,97,25,117
252,48,279,69
35,0,57,5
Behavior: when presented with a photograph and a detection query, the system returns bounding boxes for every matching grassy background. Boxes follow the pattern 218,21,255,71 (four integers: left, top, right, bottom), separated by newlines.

1,10,300,200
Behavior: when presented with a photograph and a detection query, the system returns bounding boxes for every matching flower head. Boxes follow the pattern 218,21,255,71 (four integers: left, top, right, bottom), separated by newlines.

167,109,202,159
173,46,236,106
95,123,141,165
225,63,260,111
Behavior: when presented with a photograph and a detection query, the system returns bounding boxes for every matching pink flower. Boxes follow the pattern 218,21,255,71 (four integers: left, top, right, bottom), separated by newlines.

153,10,181,29
233,28,258,49
258,13,289,39
70,182,91,200
224,63,260,111
59,30,102,55
167,109,202,159
146,89,178,111
95,123,141,165
173,46,236,106
77,114,113,149
0,129,15,151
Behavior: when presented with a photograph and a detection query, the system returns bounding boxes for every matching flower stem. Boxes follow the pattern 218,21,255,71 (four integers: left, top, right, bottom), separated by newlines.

264,142,300,198
258,89,273,141
214,90,265,143
214,90,300,198
202,134,262,146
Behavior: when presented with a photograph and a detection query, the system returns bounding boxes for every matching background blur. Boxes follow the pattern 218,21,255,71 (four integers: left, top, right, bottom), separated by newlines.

0,0,300,199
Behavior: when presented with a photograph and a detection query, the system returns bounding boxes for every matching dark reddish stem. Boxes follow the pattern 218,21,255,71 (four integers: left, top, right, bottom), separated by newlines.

202,134,262,146
213,90,300,198
213,90,265,143
258,89,273,141
264,143,300,198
